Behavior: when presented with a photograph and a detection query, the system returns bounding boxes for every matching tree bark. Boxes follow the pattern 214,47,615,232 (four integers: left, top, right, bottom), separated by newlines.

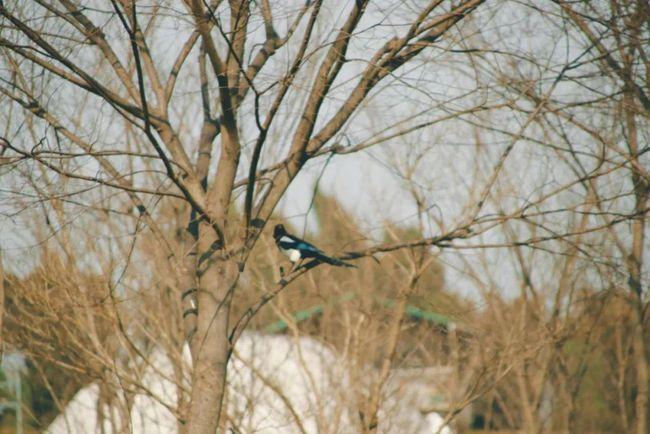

186,239,239,434
631,316,648,434
0,250,4,359
625,94,648,434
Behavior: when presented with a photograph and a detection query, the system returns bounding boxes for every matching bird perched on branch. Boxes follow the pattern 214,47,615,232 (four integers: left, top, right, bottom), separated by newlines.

273,224,356,269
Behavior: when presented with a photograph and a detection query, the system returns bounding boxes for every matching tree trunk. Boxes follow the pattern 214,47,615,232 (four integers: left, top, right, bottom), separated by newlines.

0,251,4,359
186,306,231,434
186,230,239,434
631,313,648,434
625,93,648,434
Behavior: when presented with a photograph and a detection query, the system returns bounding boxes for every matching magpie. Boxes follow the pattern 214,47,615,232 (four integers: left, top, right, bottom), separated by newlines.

273,224,355,268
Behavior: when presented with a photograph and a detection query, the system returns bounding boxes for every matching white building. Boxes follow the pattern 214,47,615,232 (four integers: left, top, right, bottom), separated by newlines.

48,333,452,434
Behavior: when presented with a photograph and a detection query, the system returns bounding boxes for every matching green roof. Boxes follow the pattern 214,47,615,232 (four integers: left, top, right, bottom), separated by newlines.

265,291,451,333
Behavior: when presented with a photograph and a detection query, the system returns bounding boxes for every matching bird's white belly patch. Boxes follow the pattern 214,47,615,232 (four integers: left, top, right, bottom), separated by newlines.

286,249,301,263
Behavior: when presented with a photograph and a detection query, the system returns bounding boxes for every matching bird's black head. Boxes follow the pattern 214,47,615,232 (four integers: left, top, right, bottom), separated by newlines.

273,224,286,241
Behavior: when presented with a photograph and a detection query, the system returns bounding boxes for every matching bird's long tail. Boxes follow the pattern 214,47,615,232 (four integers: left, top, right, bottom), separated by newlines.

317,253,356,268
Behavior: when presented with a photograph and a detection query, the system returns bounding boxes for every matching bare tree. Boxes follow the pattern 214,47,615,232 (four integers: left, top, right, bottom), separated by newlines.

2,1,648,433
0,1,489,432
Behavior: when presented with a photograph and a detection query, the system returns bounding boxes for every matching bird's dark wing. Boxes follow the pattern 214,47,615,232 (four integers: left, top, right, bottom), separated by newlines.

277,235,322,255
295,241,322,258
